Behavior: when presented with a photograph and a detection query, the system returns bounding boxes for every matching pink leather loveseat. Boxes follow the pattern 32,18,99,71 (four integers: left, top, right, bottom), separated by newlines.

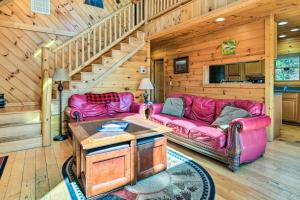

149,94,271,171
66,92,147,122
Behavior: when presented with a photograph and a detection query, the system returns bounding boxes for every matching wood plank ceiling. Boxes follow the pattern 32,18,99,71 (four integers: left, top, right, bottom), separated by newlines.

149,0,300,45
0,0,129,106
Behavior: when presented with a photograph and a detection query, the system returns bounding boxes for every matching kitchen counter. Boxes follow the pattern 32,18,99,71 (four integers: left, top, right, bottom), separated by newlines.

274,86,300,93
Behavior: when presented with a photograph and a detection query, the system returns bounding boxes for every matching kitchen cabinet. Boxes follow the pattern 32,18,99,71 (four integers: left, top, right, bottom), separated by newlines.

227,64,241,76
282,93,300,123
245,60,265,76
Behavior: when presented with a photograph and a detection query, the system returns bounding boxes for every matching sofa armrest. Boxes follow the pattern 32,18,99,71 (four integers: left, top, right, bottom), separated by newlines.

226,115,271,172
130,102,147,118
230,116,271,132
68,107,83,121
149,104,163,116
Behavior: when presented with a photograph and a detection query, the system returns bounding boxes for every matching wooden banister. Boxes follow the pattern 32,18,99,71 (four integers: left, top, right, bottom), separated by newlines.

49,1,145,77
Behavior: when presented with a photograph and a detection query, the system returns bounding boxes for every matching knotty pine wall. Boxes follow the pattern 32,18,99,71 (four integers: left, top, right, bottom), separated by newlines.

151,19,266,102
91,42,150,102
0,0,129,106
278,36,300,55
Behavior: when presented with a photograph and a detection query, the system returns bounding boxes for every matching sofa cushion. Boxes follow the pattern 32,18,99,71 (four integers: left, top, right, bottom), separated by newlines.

188,96,216,123
161,97,185,117
189,126,227,149
170,94,194,117
107,92,134,114
212,106,251,131
167,118,210,138
79,103,107,118
150,114,180,125
234,100,262,116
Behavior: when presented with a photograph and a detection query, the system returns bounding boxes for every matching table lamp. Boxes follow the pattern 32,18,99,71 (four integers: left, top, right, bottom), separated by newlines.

53,68,69,141
138,78,154,104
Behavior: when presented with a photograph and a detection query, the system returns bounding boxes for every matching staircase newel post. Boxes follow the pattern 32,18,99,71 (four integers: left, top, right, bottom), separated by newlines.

41,47,52,147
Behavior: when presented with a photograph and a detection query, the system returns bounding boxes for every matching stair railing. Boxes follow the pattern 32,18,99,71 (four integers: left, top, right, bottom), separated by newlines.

47,1,145,77
146,0,240,21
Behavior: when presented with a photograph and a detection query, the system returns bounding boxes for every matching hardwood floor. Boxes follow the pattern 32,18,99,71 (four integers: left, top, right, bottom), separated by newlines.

0,125,299,200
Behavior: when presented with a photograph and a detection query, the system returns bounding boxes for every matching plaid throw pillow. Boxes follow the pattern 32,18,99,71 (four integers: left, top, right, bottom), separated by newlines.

85,92,120,104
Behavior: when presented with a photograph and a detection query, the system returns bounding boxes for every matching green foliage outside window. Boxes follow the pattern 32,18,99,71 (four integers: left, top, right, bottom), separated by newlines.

275,55,300,81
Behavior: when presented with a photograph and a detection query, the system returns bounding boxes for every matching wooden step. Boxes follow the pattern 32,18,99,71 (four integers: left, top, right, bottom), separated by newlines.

0,134,42,154
0,106,40,125
0,122,41,138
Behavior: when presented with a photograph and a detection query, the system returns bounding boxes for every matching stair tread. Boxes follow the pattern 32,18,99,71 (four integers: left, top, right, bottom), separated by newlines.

0,106,40,114
0,134,41,143
0,121,41,128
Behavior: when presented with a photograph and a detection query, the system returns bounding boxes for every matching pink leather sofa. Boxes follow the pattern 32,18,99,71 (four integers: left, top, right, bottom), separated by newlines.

66,92,147,122
149,94,271,171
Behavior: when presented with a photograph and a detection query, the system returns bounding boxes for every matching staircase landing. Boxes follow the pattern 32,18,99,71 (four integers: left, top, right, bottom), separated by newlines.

0,106,42,154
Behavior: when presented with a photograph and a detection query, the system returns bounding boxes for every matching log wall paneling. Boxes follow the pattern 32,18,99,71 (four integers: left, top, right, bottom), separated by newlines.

278,36,300,55
0,0,129,106
91,42,151,102
151,20,266,102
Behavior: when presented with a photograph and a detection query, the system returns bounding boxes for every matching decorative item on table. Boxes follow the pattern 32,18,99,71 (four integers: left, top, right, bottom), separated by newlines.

0,94,6,108
222,39,237,55
52,68,70,141
173,56,189,74
97,121,129,132
139,78,154,104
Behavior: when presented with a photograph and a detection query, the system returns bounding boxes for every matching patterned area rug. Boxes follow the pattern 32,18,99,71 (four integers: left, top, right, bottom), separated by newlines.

62,148,215,200
0,156,8,178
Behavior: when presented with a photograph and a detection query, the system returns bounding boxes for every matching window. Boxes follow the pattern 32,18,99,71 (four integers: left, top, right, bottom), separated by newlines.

31,0,50,15
275,54,300,81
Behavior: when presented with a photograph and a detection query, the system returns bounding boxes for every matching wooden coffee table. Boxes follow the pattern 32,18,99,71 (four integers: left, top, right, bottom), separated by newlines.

69,116,172,197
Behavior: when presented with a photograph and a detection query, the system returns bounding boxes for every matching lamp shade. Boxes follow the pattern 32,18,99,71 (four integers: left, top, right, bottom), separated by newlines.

53,68,69,82
138,78,154,90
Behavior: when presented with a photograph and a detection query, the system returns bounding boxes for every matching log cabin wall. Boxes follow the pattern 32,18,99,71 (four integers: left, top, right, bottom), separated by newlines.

0,0,129,107
91,42,150,102
278,36,300,55
151,19,266,102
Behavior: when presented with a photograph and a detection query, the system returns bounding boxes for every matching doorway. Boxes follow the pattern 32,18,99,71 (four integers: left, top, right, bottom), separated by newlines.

151,59,165,103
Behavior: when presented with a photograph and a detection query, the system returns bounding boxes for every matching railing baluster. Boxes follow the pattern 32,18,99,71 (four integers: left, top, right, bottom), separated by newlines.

118,13,122,38
55,52,58,69
110,18,112,44
99,25,102,51
81,35,85,65
62,48,65,69
87,31,91,60
104,21,107,48
75,40,78,69
68,43,72,72
114,15,117,41
93,29,96,56
123,9,126,33
128,6,132,31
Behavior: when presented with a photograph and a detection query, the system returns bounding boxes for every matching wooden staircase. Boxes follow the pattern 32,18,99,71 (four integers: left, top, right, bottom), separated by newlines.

0,106,42,153
44,1,146,110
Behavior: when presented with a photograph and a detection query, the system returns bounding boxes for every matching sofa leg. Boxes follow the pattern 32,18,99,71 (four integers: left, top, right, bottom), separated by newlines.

228,155,240,172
